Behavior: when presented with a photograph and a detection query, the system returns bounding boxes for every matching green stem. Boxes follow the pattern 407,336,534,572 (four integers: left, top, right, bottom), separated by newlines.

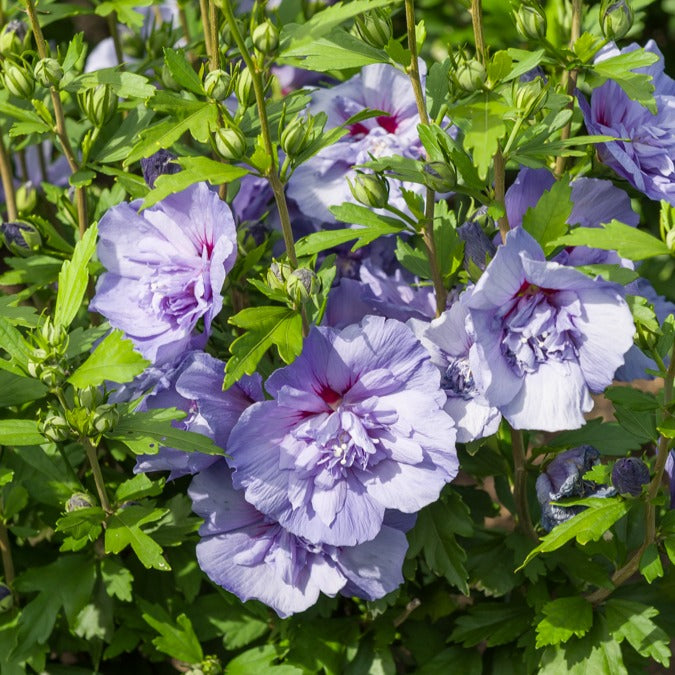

208,0,220,71
470,0,486,64
404,0,446,317
0,132,17,221
587,341,675,605
512,428,538,541
84,440,111,513
493,148,510,243
0,521,15,587
106,13,124,66
554,0,582,177
24,0,88,237
383,203,417,228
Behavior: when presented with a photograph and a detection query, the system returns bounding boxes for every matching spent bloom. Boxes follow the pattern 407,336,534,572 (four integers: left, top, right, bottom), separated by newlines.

90,183,237,364
287,63,425,224
189,461,408,618
578,40,675,205
228,315,458,547
466,228,634,431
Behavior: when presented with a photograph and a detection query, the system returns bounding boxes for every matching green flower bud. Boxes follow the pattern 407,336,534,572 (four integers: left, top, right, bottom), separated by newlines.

600,0,634,41
348,172,390,209
15,183,37,214
76,386,103,411
213,126,246,161
235,67,256,107
454,59,487,93
78,84,118,127
267,261,292,293
286,268,319,304
39,364,64,388
513,77,546,115
204,68,231,100
66,492,94,512
252,21,279,54
199,656,223,675
39,410,71,443
422,161,457,192
0,584,13,612
34,57,63,87
0,220,41,256
0,19,30,58
38,318,68,353
354,9,393,49
280,115,312,157
92,405,119,434
3,63,35,100
513,1,548,41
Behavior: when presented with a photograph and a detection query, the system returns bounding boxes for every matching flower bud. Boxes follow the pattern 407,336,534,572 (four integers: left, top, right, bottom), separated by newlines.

611,457,649,496
453,59,487,93
280,115,312,157
66,492,94,512
3,63,35,100
213,126,247,161
235,67,256,107
252,21,279,54
15,183,37,214
513,77,546,115
204,68,231,100
600,0,634,41
354,9,393,49
92,405,119,434
39,410,71,443
38,318,68,352
0,220,41,256
0,584,13,612
76,386,103,411
422,161,457,192
286,267,319,304
39,364,64,388
348,171,390,209
34,57,63,87
0,19,30,57
513,1,548,41
267,261,292,292
78,84,118,127
141,149,180,188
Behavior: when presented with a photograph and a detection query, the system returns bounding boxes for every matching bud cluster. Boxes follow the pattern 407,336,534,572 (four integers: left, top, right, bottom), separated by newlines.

267,261,320,308
78,85,118,127
279,112,322,159
27,318,69,387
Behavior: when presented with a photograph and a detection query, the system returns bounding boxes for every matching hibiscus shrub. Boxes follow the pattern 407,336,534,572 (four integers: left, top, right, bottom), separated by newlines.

1,0,675,672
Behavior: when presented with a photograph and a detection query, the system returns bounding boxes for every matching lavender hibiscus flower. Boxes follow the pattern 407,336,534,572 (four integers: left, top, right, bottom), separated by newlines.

578,40,675,205
134,351,263,480
228,315,458,547
189,461,407,618
466,228,634,431
412,293,502,444
287,63,425,224
90,183,237,364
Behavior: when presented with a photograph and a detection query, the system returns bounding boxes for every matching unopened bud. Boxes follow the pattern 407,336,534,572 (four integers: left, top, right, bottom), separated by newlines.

267,261,292,292
280,115,312,157
38,318,68,352
600,0,634,41
0,220,41,256
454,59,487,93
0,19,30,57
39,411,71,443
92,405,119,434
204,68,231,100
235,67,256,107
66,492,94,512
287,268,318,304
141,149,180,188
422,161,457,192
348,172,390,209
79,84,118,127
34,58,63,87
15,183,37,214
39,364,63,388
76,386,103,411
513,78,546,115
354,9,393,48
3,63,35,99
612,457,649,496
252,21,279,54
214,126,247,161
513,1,548,41
0,584,13,612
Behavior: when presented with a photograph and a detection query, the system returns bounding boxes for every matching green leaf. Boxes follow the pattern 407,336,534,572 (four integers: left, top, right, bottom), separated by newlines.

0,419,46,446
65,67,155,99
226,644,303,675
406,493,472,594
100,558,134,602
55,507,106,552
163,48,204,96
105,505,170,571
141,605,203,665
107,407,222,456
658,417,675,439
0,316,33,366
115,473,164,503
576,264,639,285
449,602,532,647
0,370,46,407
639,543,664,583
519,498,630,569
536,597,593,647
54,223,98,329
225,306,304,389
605,599,670,666
296,221,404,258
141,157,249,209
605,386,660,411
94,105,156,163
522,178,572,252
545,418,644,454
68,329,149,388
551,220,670,260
